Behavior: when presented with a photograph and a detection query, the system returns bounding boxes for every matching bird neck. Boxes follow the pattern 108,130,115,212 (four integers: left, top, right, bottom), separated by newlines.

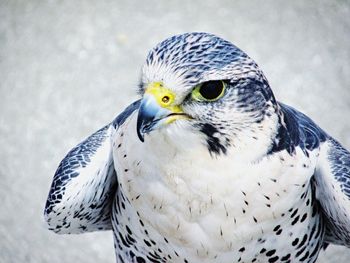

225,112,280,162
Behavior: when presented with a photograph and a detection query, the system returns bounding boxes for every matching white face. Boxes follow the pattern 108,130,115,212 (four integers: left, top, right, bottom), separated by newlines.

137,33,279,157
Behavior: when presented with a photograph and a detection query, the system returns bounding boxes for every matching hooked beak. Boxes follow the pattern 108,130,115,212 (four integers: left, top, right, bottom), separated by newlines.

136,82,189,142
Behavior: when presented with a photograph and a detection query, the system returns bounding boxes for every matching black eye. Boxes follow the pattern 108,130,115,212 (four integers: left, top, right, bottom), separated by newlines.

198,80,225,101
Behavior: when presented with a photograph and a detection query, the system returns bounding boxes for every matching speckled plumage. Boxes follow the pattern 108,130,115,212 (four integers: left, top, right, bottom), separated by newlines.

44,33,350,263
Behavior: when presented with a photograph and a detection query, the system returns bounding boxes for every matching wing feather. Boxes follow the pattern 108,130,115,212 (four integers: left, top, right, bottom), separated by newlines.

314,139,350,247
277,103,350,246
44,100,140,234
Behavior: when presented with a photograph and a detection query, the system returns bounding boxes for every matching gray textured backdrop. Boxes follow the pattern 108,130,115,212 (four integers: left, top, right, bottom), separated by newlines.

1,1,349,262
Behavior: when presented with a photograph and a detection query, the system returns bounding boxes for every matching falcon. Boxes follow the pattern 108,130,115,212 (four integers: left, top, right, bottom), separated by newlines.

44,32,350,263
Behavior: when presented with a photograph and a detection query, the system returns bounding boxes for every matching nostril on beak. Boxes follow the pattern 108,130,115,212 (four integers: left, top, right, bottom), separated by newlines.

162,96,170,104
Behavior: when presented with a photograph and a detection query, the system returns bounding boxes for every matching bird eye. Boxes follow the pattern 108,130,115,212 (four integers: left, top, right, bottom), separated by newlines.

192,80,226,101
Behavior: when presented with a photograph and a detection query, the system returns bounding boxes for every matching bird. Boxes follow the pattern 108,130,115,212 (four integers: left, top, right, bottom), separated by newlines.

44,32,350,263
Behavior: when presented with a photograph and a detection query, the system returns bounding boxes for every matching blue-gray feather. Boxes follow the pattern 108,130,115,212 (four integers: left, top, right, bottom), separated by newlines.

271,103,350,247
328,139,350,198
45,124,112,216
44,101,140,233
270,103,327,155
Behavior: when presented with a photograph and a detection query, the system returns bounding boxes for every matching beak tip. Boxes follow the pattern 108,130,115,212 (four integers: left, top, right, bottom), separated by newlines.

137,129,145,142
136,94,171,143
136,120,145,142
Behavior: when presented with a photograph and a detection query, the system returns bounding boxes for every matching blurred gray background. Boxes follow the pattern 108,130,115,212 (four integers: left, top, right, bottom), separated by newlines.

1,0,349,262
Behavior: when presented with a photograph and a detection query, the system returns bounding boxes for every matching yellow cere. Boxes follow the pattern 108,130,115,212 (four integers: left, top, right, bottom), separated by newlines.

145,82,183,114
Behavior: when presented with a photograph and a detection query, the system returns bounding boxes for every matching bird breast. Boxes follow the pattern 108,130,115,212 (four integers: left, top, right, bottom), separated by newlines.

112,112,318,255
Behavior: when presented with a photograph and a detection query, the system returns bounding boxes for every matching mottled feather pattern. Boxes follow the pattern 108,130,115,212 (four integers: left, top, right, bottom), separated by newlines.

45,124,111,216
142,33,255,98
328,139,350,198
272,103,350,249
44,103,141,234
44,124,119,233
270,103,327,155
313,138,350,246
112,100,141,129
44,32,350,262
272,104,350,247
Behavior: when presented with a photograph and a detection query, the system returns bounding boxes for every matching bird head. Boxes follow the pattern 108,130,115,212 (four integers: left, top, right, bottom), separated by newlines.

137,32,279,157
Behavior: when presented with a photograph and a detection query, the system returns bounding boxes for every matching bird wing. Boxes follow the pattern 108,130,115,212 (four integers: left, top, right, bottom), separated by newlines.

278,103,350,247
44,100,140,234
314,138,350,247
